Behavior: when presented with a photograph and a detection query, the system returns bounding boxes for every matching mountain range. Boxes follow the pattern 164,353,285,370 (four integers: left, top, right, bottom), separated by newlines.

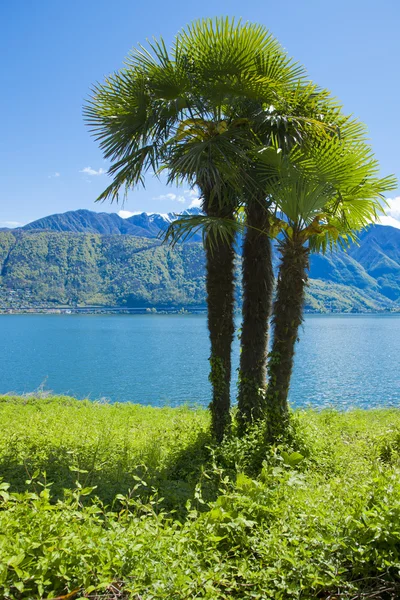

21,208,203,240
0,208,399,312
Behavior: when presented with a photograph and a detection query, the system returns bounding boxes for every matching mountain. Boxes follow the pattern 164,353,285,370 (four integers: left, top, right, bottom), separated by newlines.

0,231,206,308
348,226,400,300
1,209,400,312
22,208,203,240
23,209,150,236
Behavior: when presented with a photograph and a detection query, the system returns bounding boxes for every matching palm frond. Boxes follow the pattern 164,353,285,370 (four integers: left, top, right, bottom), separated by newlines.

257,133,397,247
84,15,396,223
161,214,245,253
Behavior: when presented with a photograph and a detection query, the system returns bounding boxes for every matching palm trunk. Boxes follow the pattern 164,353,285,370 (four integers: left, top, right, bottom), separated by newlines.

266,234,309,440
203,197,236,443
237,201,274,431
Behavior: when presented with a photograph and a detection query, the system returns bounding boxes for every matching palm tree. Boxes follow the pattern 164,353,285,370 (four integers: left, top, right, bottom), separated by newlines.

85,18,305,441
237,197,273,426
165,81,346,433
162,71,381,437
165,120,253,441
236,90,322,430
235,86,373,431
264,140,396,439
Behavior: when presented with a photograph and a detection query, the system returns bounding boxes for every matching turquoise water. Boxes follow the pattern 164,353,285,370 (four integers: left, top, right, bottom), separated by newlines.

0,314,399,409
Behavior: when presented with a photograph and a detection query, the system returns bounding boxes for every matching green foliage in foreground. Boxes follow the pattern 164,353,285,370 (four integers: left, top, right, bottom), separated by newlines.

1,397,400,599
0,397,211,507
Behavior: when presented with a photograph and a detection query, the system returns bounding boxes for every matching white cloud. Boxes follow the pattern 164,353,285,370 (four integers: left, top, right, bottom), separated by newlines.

189,197,201,208
377,196,400,229
153,193,185,203
118,210,142,219
80,167,106,176
153,193,177,201
118,189,202,217
185,189,199,198
0,221,24,228
183,189,202,208
378,215,400,229
48,172,60,179
153,189,201,205
386,196,400,220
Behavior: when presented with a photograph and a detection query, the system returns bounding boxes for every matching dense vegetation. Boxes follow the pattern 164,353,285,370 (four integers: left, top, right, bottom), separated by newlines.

1,226,400,312
1,396,400,599
0,231,206,308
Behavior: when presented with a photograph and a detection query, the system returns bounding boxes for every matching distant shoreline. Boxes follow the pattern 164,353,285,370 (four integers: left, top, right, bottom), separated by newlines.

0,307,399,316
0,306,207,315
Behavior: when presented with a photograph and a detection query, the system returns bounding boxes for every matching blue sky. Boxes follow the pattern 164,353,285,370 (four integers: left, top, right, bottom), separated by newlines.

1,0,399,228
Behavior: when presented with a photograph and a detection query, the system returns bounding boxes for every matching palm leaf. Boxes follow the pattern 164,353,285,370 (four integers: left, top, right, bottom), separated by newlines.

161,214,245,253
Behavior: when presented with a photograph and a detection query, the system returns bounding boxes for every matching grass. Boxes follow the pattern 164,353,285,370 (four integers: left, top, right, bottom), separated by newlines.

1,396,400,599
0,396,211,507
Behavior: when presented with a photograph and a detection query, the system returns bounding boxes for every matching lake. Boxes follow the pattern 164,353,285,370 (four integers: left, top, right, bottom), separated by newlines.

0,314,399,409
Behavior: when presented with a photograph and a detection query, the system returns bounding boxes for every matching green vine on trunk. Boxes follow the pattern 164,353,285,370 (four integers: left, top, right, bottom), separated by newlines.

209,354,231,442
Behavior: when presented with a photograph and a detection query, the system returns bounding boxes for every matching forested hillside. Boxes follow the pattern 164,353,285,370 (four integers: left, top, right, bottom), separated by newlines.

0,232,206,308
1,225,400,312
